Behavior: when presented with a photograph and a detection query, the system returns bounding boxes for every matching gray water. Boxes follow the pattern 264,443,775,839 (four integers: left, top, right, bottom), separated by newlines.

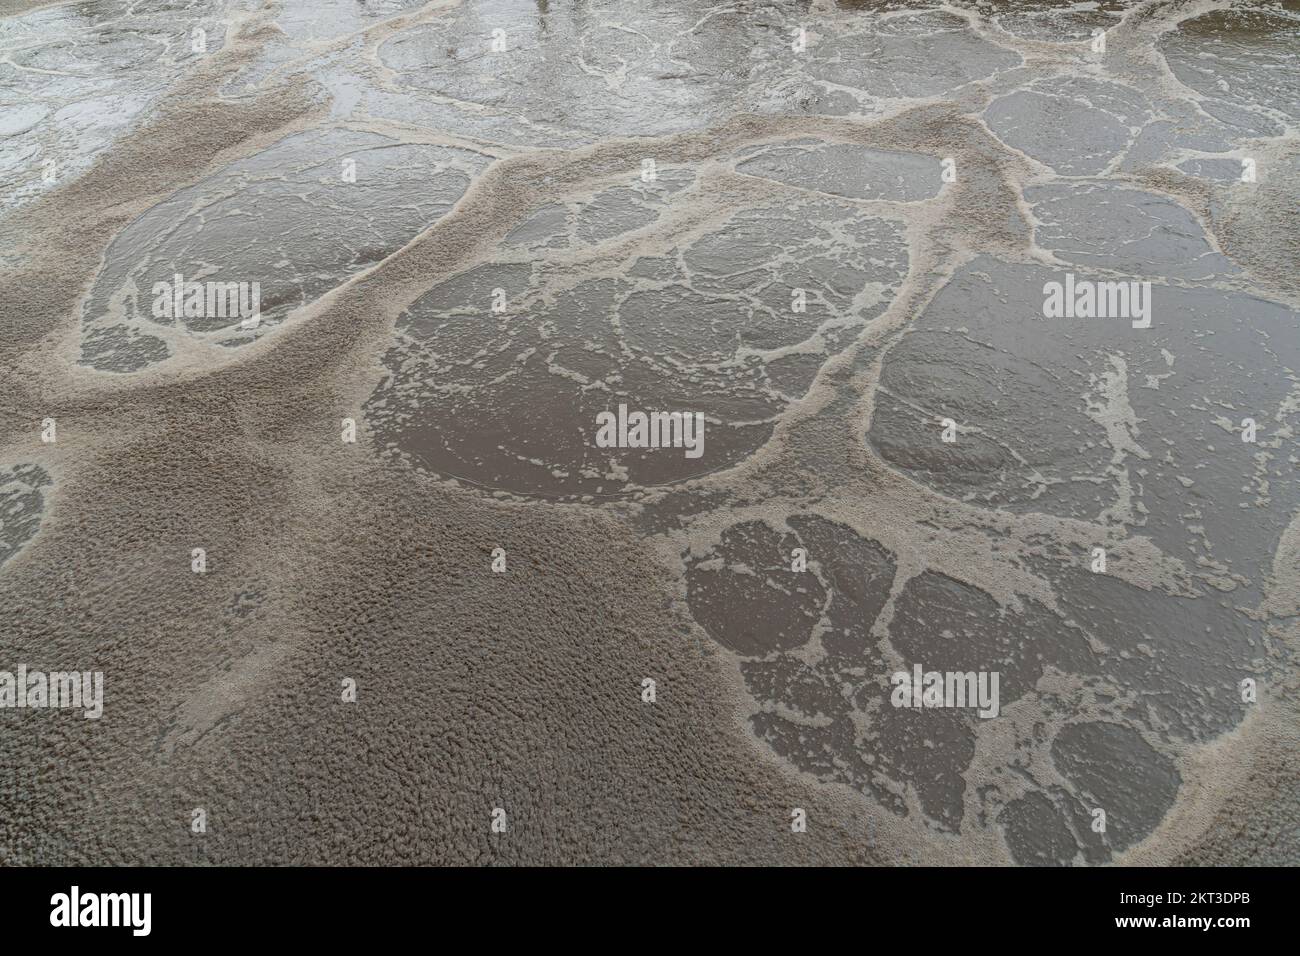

1,0,1297,866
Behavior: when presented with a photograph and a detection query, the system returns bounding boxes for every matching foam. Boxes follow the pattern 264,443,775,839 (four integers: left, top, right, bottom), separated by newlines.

1,0,1296,866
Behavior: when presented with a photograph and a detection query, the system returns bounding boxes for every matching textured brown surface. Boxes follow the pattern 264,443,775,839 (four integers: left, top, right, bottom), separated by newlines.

2,0,1297,866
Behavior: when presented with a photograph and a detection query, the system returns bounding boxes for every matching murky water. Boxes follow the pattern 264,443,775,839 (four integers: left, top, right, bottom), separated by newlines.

1,0,1297,865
